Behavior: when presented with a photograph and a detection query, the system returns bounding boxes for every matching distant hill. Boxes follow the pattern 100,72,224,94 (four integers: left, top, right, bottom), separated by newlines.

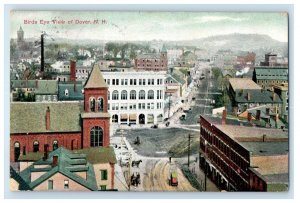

170,33,288,57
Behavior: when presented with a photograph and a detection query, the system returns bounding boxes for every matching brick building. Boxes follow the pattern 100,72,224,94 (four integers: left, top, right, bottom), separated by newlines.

134,47,167,71
10,64,111,162
199,111,288,191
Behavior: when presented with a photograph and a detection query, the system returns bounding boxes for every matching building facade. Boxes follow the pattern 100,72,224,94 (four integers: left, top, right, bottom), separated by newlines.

103,71,166,125
134,48,168,71
199,112,288,191
252,67,288,91
10,64,112,162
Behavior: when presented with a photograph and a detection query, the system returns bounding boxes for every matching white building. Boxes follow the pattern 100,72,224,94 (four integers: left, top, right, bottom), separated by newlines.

102,71,166,125
167,48,183,65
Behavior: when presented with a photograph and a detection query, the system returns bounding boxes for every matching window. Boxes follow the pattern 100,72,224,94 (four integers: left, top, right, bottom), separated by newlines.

112,90,119,100
101,170,108,180
53,140,58,151
139,90,145,100
90,97,96,112
130,79,133,85
142,79,146,85
48,180,53,190
116,79,119,85
97,97,104,112
139,79,142,85
124,79,128,85
147,103,150,109
130,90,136,100
106,79,110,85
33,141,39,152
64,180,69,189
100,185,107,191
90,126,103,147
148,90,154,99
121,90,127,100
121,79,125,85
112,79,115,85
108,91,110,100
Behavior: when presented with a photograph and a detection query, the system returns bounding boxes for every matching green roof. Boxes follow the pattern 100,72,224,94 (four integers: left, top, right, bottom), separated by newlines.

10,102,82,134
73,147,117,164
136,53,160,59
11,80,37,89
19,147,98,191
35,80,58,95
18,152,44,161
254,67,288,80
234,90,282,104
58,82,84,101
84,64,108,88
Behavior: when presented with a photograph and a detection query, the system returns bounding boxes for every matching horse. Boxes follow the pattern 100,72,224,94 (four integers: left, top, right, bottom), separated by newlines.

131,160,142,168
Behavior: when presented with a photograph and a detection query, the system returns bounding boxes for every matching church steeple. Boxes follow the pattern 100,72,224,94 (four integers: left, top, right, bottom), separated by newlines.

83,64,108,113
81,64,110,148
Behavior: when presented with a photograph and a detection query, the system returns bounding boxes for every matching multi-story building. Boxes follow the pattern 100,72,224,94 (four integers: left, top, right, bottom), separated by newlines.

134,48,167,71
11,147,116,191
199,111,288,191
10,64,112,163
103,71,166,125
252,67,288,90
273,83,289,121
228,78,283,115
167,48,183,65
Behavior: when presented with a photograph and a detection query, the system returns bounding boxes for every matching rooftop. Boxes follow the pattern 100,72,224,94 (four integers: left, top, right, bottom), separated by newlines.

254,67,288,80
73,146,116,164
234,89,282,104
229,78,262,91
84,64,108,89
10,102,82,134
19,147,98,191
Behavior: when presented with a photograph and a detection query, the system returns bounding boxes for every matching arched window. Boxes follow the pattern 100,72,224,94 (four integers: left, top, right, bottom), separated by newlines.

33,141,39,152
112,90,119,100
112,114,118,123
14,142,20,162
90,126,103,147
53,140,58,151
90,97,95,112
121,90,127,100
139,90,145,100
97,97,104,112
148,90,154,99
130,90,136,100
64,89,69,96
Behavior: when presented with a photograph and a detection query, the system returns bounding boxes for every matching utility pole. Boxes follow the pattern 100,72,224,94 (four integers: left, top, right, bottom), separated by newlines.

168,93,172,119
188,134,193,168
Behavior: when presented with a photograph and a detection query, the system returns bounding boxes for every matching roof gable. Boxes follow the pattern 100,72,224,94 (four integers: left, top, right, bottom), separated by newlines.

84,64,108,88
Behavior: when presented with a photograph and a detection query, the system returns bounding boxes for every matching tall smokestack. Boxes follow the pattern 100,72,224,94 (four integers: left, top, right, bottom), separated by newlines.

52,155,58,167
41,34,44,72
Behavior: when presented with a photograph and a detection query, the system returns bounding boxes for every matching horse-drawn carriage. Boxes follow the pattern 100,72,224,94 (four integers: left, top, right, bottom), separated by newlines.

131,172,141,187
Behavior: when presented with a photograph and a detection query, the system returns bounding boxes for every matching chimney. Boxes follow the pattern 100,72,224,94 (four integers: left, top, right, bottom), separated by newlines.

266,108,270,116
46,106,50,130
52,155,58,167
247,92,251,101
256,110,261,120
70,60,76,82
247,112,252,122
43,144,49,160
262,134,266,142
272,92,276,101
35,79,38,88
221,109,227,125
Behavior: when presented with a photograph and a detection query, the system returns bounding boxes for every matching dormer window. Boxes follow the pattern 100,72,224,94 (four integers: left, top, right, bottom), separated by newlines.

64,89,69,96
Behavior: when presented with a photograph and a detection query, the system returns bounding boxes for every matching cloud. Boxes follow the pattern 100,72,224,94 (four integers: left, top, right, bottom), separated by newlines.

194,16,246,24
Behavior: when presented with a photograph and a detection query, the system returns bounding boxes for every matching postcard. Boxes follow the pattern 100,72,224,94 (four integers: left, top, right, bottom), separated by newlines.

9,11,288,192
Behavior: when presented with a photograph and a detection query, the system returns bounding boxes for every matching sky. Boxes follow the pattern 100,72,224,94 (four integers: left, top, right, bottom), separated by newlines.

10,11,288,42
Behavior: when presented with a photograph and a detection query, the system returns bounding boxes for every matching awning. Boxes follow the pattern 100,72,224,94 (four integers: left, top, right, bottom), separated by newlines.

120,114,128,119
129,114,137,121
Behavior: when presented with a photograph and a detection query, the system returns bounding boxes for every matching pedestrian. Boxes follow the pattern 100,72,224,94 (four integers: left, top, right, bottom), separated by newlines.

169,156,172,163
